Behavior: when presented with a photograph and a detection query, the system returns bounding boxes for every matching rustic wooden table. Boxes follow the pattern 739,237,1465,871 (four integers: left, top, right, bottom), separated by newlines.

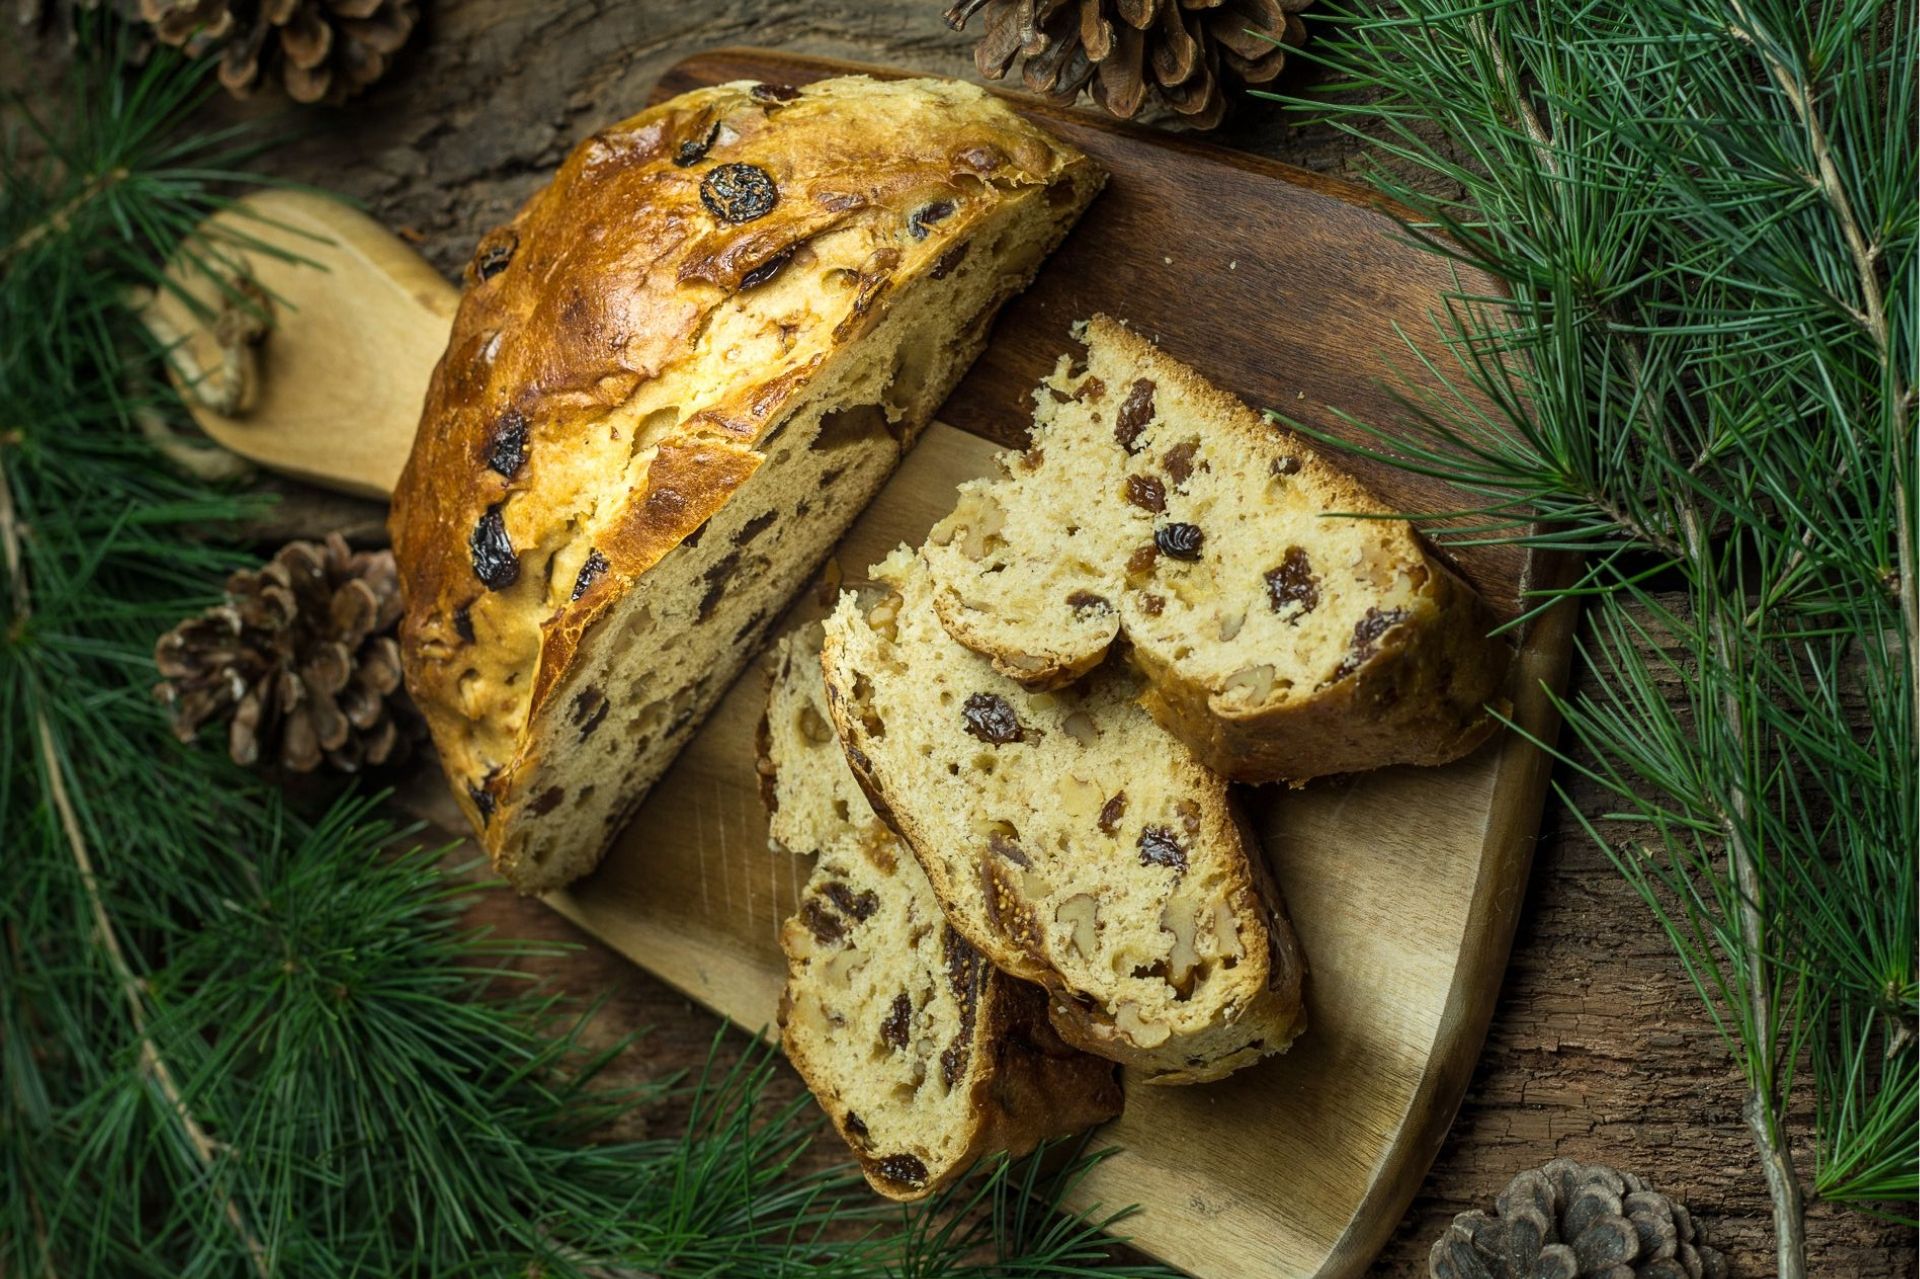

12,4,1914,1274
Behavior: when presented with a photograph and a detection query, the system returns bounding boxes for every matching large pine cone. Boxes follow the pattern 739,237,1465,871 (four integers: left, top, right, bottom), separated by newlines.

140,0,416,103
155,534,417,774
1431,1158,1727,1279
945,0,1310,130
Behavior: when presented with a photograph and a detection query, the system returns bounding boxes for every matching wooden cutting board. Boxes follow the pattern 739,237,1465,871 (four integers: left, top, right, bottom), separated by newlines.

154,49,1576,1279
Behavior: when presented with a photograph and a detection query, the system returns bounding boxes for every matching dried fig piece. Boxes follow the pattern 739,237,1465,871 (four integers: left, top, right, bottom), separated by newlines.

469,504,519,590
822,880,878,922
880,992,911,1049
873,1153,929,1189
700,163,779,223
962,692,1025,744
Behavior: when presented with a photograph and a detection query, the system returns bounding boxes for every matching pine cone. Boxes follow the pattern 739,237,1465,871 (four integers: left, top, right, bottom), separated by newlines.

1431,1158,1727,1279
139,0,417,103
154,534,418,774
945,0,1309,130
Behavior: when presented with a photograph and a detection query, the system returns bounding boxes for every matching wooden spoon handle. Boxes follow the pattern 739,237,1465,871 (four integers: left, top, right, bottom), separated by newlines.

143,189,458,500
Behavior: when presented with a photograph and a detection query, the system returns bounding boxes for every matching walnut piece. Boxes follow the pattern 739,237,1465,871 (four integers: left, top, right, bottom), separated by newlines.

1055,893,1099,958
1113,1001,1171,1048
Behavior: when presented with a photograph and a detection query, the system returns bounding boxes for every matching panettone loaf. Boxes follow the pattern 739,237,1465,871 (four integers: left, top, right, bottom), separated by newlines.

919,315,1511,784
761,623,1121,1200
820,549,1306,1084
390,77,1102,892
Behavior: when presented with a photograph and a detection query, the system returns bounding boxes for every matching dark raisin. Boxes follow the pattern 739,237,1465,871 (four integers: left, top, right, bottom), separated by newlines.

873,1154,928,1188
733,510,778,545
467,781,495,825
907,199,956,239
469,504,519,590
1155,523,1205,561
473,230,517,281
674,119,721,167
1271,454,1302,476
1140,592,1166,616
1163,439,1201,487
962,692,1024,745
487,409,529,478
823,881,878,922
529,786,565,816
571,549,608,600
930,241,969,280
799,897,845,945
1065,590,1110,615
750,81,800,102
452,604,476,643
1126,474,1166,513
700,163,778,223
988,831,1031,867
1138,825,1188,872
740,245,795,289
572,687,609,740
880,992,911,1049
698,553,740,622
1115,378,1156,453
844,1111,870,1142
1336,606,1411,678
1264,547,1319,619
1097,791,1127,835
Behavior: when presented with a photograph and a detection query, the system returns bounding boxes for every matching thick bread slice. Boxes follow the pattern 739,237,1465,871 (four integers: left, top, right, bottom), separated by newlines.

761,623,1121,1200
820,550,1306,1084
391,77,1103,892
920,315,1510,784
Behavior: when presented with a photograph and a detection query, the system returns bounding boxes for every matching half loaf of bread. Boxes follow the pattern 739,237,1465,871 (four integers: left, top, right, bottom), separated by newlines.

390,77,1102,891
919,315,1509,784
762,622,1121,1199
821,550,1306,1084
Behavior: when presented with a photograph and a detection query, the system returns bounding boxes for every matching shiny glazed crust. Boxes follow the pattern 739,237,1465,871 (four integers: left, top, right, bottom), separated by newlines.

389,76,1101,889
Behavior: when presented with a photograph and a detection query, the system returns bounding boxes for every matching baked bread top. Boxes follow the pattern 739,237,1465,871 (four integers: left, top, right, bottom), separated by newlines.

390,76,1096,821
920,315,1510,782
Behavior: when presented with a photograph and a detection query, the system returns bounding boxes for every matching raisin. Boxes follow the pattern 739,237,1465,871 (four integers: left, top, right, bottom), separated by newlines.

1097,791,1127,835
571,549,608,600
530,786,565,816
1138,826,1188,872
452,603,476,643
1125,543,1159,583
988,831,1031,867
674,119,720,167
823,881,878,922
873,1154,929,1188
487,409,529,478
1126,474,1166,513
1140,593,1166,616
750,81,800,102
1336,606,1411,678
698,553,740,622
962,692,1024,744
930,241,969,280
1075,376,1107,403
907,199,956,240
700,163,779,223
880,992,911,1049
799,897,845,945
1065,589,1110,615
1156,523,1205,560
572,687,609,740
1163,439,1201,487
473,230,517,282
740,245,795,289
733,510,777,545
1115,378,1155,453
1264,546,1319,618
1271,455,1302,476
684,520,709,549
467,781,495,825
469,504,519,590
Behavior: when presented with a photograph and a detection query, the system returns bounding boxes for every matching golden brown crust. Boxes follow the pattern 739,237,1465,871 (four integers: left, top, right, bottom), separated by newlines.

388,76,1101,877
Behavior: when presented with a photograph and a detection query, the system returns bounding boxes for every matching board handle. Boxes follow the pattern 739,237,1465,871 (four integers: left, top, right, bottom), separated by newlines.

141,188,458,501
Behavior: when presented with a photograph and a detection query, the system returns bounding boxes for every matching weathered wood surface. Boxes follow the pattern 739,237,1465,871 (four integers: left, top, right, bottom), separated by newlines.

6,4,1914,1274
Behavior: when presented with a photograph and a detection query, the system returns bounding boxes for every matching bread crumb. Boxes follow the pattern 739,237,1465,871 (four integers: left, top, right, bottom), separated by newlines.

1162,256,1172,265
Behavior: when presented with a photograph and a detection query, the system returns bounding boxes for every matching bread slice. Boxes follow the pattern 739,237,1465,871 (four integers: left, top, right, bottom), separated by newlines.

761,623,1121,1199
820,550,1306,1084
391,77,1104,892
919,314,1511,784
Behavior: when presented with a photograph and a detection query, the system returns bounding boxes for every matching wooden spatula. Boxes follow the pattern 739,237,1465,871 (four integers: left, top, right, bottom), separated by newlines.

142,188,455,500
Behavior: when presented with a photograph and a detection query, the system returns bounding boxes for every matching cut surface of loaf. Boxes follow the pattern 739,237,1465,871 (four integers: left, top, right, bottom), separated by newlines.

762,623,1121,1200
920,314,1510,784
390,77,1103,891
820,550,1306,1084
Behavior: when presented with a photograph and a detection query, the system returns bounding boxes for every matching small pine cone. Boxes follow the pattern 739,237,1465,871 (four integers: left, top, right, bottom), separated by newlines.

1430,1158,1727,1279
139,0,418,104
154,533,420,775
944,0,1310,130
